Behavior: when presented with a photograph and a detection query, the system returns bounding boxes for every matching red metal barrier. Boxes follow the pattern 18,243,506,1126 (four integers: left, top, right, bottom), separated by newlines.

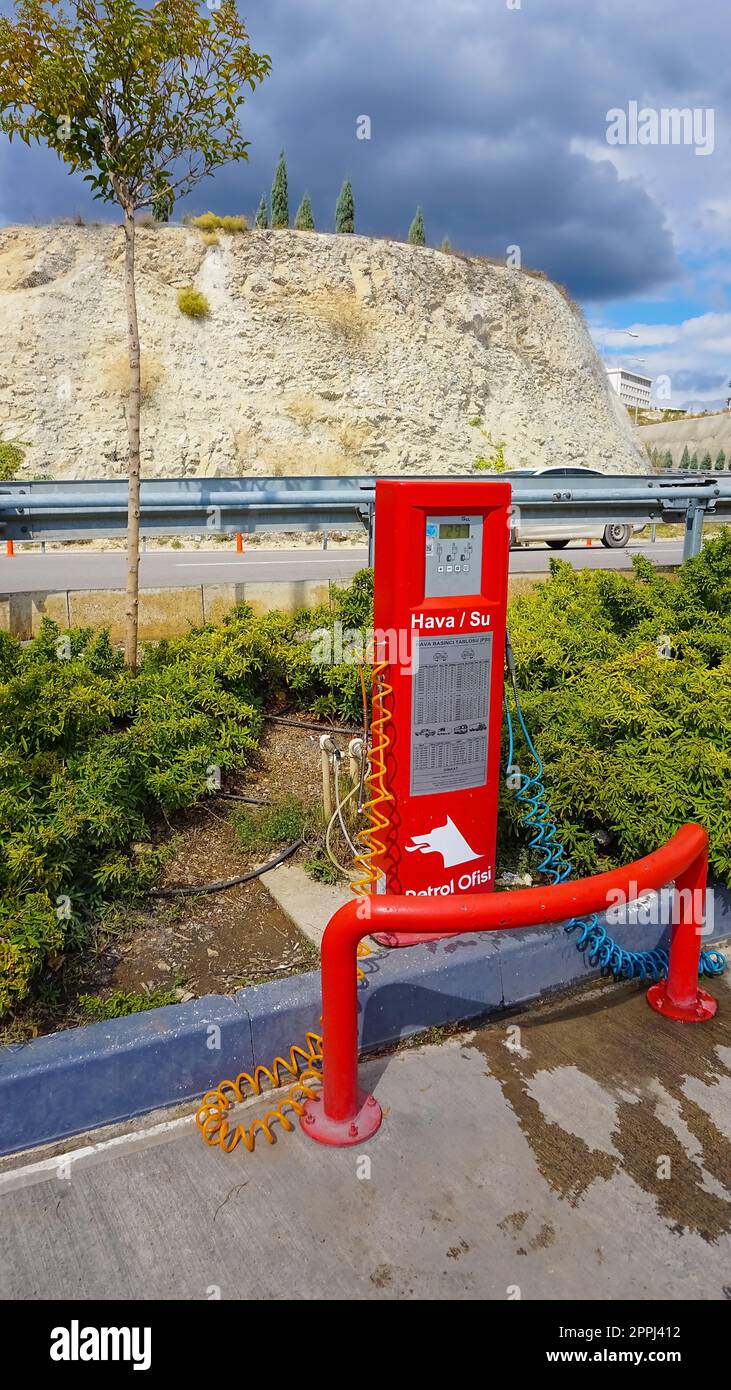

300,824,716,1147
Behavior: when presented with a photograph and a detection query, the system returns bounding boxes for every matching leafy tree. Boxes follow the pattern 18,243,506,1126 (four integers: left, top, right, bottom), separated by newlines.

294,193,315,231
271,149,289,228
0,0,270,668
716,448,727,472
680,445,691,471
255,193,269,228
335,178,355,233
408,206,426,245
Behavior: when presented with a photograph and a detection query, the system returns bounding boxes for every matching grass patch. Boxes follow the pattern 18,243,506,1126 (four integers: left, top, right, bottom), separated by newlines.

303,853,340,885
78,988,180,1021
231,796,316,854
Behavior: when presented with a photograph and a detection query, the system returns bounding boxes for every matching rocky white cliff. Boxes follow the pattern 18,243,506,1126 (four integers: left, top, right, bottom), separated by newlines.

0,224,645,479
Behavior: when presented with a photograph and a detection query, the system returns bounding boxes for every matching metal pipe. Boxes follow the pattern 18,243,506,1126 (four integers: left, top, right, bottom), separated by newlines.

300,824,715,1146
683,503,706,560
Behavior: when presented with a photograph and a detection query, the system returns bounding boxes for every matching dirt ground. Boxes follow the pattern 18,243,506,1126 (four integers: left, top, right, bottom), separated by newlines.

101,719,349,999
1,720,361,1041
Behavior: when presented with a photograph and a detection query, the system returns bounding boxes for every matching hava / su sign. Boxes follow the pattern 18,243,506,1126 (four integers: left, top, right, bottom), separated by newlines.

411,610,492,631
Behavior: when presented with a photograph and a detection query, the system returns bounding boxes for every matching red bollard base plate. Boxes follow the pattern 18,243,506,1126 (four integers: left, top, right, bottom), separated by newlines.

646,983,717,1022
299,1089,383,1147
373,931,456,948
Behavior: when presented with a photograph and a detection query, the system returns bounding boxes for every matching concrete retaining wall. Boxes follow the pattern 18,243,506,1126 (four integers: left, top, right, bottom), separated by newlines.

0,579,332,641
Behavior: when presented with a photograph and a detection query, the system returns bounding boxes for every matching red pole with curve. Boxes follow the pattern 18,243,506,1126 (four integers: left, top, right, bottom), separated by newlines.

647,834,715,1021
299,825,716,1147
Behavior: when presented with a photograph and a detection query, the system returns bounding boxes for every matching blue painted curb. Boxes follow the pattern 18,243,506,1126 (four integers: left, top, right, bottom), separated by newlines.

1,884,728,1156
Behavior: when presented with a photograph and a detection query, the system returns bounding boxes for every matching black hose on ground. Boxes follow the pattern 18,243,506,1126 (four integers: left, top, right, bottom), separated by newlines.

148,838,305,899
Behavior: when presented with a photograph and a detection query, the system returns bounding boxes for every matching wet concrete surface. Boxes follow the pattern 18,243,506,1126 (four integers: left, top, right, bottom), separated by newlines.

1,970,729,1300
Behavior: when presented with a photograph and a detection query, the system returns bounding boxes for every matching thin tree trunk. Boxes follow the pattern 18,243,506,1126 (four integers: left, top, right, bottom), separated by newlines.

123,205,141,669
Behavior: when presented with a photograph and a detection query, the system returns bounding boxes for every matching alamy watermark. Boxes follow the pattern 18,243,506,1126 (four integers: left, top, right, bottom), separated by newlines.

311,623,417,674
605,883,714,937
606,101,715,156
50,1321,151,1370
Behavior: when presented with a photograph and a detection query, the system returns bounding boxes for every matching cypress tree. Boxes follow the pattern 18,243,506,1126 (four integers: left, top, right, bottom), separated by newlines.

701,452,713,473
680,444,691,470
715,448,727,471
255,194,269,229
408,206,426,246
335,179,355,233
689,452,699,470
664,450,674,470
271,150,289,228
294,193,316,230
151,175,173,223
441,236,452,253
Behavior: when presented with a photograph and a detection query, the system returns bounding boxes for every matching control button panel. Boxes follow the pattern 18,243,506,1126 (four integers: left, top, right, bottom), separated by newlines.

424,514,483,597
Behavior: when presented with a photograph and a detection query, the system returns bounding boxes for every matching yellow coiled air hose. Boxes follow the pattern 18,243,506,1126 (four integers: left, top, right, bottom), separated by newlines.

196,1032,323,1153
352,661,394,898
196,664,394,1155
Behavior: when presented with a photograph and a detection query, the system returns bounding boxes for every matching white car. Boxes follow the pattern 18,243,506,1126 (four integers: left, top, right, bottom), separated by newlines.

509,466,636,549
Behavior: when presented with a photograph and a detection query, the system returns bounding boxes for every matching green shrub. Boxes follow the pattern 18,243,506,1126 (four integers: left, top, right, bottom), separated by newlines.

190,212,247,233
0,439,28,480
502,535,731,883
470,422,507,472
177,286,210,318
0,614,262,1014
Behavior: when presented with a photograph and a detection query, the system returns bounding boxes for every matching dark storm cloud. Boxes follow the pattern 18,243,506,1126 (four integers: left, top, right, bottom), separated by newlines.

2,0,727,301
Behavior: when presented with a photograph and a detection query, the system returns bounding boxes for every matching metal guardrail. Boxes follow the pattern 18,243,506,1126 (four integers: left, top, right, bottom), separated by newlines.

1,473,729,559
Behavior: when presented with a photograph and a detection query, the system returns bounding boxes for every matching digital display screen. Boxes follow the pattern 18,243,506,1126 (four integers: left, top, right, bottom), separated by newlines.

438,523,470,539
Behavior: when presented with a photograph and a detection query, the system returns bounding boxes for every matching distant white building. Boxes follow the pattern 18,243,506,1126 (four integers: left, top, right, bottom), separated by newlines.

606,367,653,411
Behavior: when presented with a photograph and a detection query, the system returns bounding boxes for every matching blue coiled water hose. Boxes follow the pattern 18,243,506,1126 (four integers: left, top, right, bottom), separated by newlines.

503,632,726,981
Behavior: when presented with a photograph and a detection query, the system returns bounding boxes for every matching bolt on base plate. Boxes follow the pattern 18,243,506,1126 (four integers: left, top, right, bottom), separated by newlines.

299,1090,383,1147
646,983,717,1022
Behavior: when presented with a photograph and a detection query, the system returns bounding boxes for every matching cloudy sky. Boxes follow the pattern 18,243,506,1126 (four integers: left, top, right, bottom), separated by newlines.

1,0,729,408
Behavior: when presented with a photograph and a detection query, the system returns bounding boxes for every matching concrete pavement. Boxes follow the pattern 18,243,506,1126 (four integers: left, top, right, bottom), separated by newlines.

0,541,684,594
1,969,729,1301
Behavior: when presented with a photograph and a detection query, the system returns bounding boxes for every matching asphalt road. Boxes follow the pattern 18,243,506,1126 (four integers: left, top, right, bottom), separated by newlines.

0,541,684,594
